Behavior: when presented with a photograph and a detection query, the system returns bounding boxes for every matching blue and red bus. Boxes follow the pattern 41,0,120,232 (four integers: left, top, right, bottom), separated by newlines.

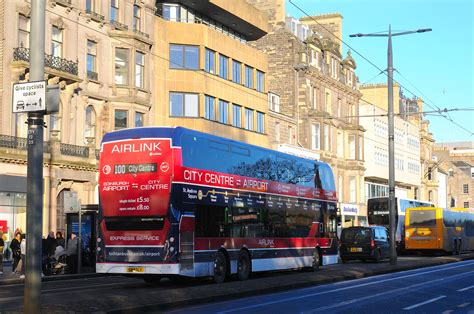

97,127,338,283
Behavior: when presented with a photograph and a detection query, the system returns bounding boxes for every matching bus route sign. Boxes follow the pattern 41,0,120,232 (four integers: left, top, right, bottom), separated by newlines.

12,80,46,113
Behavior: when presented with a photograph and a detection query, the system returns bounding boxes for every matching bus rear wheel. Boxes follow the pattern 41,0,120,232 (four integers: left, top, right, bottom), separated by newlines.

312,248,321,271
237,250,251,281
213,251,228,283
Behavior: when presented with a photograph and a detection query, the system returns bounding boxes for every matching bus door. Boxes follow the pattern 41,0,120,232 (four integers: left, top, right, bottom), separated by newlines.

179,215,195,274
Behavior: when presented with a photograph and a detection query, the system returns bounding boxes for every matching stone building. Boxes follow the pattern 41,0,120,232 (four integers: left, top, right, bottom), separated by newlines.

248,0,366,227
434,142,474,208
359,83,438,204
1,0,156,239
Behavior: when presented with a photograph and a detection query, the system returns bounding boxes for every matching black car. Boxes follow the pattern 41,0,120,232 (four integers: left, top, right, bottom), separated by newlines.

339,226,390,263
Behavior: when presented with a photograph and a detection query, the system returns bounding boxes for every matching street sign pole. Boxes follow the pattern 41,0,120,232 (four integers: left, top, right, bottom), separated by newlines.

24,0,45,312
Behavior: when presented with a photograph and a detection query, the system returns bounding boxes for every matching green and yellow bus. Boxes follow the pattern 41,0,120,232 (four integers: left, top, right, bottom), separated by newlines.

405,207,474,254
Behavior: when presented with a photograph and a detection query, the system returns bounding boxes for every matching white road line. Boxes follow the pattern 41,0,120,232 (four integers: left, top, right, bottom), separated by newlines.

403,295,446,310
216,261,474,313
457,285,474,292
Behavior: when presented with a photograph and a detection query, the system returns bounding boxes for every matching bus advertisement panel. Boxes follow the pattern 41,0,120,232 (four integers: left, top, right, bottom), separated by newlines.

97,127,338,283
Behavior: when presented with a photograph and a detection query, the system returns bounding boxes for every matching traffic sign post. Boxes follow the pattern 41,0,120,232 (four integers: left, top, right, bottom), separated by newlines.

12,81,46,113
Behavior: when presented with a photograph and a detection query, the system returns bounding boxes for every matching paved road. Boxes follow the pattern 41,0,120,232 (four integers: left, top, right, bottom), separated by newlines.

170,260,474,314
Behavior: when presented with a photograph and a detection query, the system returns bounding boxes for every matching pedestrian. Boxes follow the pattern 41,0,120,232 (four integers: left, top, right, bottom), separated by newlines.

56,231,65,249
9,232,21,273
0,231,4,275
20,234,26,279
45,231,56,256
66,233,78,274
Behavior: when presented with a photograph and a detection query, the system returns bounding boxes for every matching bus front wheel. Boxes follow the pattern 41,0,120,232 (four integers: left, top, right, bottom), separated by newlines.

237,250,251,281
213,251,228,283
312,248,321,271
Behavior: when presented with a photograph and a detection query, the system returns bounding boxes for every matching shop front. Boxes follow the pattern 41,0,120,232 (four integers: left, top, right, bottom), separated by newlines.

340,203,366,227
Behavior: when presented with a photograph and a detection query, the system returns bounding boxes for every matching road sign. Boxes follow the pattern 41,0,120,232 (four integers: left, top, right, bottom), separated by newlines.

12,80,46,113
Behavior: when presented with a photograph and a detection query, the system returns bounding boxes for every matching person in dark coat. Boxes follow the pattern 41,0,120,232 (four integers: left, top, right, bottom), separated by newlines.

45,231,56,256
56,231,65,249
9,232,21,272
66,233,78,274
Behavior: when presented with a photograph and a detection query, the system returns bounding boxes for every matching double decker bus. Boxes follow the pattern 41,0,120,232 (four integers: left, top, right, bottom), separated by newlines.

367,197,433,251
405,207,474,254
97,127,338,283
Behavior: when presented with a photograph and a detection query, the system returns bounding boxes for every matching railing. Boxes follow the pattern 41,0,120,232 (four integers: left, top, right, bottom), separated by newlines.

13,47,78,76
85,9,105,22
87,70,98,81
133,29,150,39
60,143,89,158
55,0,72,6
110,19,128,31
0,135,50,153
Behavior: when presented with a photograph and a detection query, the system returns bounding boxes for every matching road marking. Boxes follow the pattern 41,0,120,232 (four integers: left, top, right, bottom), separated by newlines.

457,285,474,292
403,295,446,310
457,303,470,308
216,262,474,313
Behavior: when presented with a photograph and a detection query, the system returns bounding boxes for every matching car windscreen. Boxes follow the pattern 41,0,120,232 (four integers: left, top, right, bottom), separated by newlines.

341,228,372,243
409,210,436,227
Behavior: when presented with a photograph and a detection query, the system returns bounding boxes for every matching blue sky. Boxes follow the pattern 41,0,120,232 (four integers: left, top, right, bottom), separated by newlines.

286,0,473,143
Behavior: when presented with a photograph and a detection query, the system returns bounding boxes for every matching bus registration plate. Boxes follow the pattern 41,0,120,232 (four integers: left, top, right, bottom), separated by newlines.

127,267,144,273
350,247,362,252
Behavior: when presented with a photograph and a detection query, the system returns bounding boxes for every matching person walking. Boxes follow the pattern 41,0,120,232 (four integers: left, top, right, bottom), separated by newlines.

66,233,78,274
20,234,26,279
0,231,4,275
9,232,21,273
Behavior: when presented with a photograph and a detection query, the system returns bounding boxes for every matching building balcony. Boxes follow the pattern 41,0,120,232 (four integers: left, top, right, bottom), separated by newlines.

133,28,150,39
110,19,128,31
13,47,80,83
0,135,50,154
87,70,98,81
85,9,105,23
51,0,72,9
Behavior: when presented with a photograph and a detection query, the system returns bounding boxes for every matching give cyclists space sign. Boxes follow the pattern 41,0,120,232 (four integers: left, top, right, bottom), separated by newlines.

12,80,46,113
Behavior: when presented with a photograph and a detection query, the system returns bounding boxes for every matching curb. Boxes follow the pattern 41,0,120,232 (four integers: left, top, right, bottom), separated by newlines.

107,254,474,314
0,272,106,286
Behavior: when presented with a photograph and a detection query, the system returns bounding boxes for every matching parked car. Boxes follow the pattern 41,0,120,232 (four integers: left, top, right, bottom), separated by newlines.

339,226,390,263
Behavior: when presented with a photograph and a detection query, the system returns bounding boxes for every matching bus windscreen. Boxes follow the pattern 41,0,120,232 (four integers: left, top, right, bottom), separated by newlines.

409,210,436,227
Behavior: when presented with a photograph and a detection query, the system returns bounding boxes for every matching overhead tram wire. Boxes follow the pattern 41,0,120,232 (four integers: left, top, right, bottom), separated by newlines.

288,0,472,136
44,6,392,115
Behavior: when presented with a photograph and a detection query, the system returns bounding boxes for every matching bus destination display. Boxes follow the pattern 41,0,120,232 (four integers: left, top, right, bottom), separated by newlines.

114,163,157,175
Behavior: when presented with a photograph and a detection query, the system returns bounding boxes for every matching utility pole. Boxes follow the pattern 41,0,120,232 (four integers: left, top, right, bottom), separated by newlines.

350,25,431,266
25,0,45,311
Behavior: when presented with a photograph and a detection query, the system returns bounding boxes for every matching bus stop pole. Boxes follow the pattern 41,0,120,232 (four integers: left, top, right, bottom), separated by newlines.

24,0,45,312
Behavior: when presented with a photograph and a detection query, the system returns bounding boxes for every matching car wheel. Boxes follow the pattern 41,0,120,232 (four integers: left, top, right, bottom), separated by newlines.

213,251,228,283
237,250,251,281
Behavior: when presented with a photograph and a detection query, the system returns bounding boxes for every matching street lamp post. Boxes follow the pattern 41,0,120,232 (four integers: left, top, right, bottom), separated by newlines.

350,25,431,265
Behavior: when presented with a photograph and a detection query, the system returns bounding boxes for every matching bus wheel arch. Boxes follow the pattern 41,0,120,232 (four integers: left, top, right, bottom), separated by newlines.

213,249,229,283
237,249,252,281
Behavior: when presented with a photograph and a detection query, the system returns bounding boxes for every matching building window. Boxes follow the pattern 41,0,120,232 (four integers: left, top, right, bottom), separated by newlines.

51,26,63,57
86,0,95,12
135,51,145,88
463,184,469,194
349,176,356,203
256,112,265,134
464,202,469,208
85,105,96,138
428,190,433,202
170,92,198,117
414,187,419,200
115,48,129,85
232,60,241,84
219,54,228,79
114,109,127,130
205,49,215,74
135,112,144,127
449,168,454,177
349,135,356,159
218,100,228,124
87,40,98,80
245,65,253,88
18,14,30,48
133,4,141,31
325,91,331,114
427,167,432,180
324,124,330,151
232,104,241,128
163,3,180,22
110,0,119,22
269,93,280,112
244,108,254,131
337,131,343,157
256,70,265,92
169,44,199,69
204,95,216,121
311,123,320,150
